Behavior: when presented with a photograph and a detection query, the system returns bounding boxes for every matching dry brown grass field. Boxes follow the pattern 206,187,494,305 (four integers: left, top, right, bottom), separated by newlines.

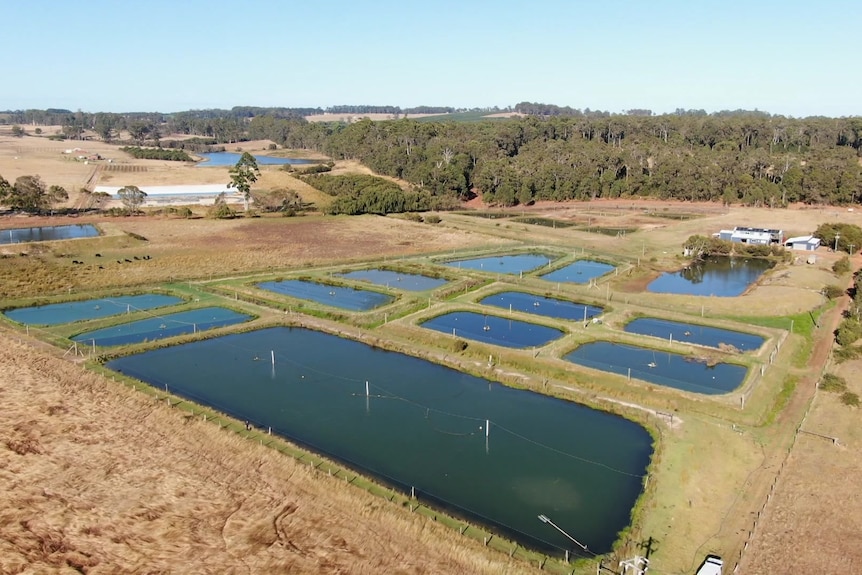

0,334,533,575
3,135,862,574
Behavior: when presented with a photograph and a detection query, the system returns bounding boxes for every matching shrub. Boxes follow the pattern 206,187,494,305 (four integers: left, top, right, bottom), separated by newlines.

425,214,441,224
836,318,862,346
450,338,468,352
819,373,847,392
841,392,860,407
404,212,423,223
823,285,846,300
835,345,862,363
833,256,851,275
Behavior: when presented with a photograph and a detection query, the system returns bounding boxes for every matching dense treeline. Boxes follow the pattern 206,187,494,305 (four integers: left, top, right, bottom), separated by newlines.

121,147,193,161
301,174,437,215
323,105,458,115
247,113,862,207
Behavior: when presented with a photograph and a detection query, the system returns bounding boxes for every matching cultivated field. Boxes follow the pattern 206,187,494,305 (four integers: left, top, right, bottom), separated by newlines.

2,134,862,574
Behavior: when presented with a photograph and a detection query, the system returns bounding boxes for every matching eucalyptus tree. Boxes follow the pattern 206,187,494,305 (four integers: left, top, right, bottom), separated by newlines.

117,185,147,213
228,152,260,211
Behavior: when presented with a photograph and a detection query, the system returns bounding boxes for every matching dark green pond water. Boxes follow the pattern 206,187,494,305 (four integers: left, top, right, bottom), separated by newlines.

540,260,615,284
647,257,774,297
258,280,393,311
4,294,183,326
421,311,565,349
0,224,99,245
511,217,577,229
106,327,652,555
563,341,747,395
72,307,252,346
338,269,448,292
444,254,557,275
479,291,604,322
625,318,764,351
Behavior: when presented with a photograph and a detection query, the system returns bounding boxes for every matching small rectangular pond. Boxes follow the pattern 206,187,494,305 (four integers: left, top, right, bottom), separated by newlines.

72,307,252,346
257,279,393,311
3,294,183,326
337,269,448,292
420,311,564,349
563,341,747,395
540,260,615,284
625,317,764,351
1,224,99,245
443,253,556,275
106,326,652,555
196,152,318,167
511,217,577,229
479,291,603,322
647,257,774,297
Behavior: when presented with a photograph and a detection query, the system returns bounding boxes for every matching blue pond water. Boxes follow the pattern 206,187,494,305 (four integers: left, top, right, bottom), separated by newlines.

443,253,556,275
0,224,99,245
72,307,252,346
540,260,616,284
479,291,604,322
4,294,183,326
421,311,564,349
258,280,393,311
106,326,652,554
647,257,774,297
338,269,448,292
563,341,747,395
625,317,764,351
196,152,318,167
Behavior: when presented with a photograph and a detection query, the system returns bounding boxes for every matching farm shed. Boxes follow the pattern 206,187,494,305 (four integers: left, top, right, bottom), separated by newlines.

785,235,821,251
715,226,783,245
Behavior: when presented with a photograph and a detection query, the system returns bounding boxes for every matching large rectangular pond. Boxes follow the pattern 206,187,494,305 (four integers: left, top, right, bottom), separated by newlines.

1,224,99,245
4,294,183,326
196,152,318,167
479,291,604,322
625,317,764,351
72,307,252,346
420,311,564,349
563,341,747,395
647,257,774,297
540,260,615,284
107,327,652,555
443,253,556,275
338,269,448,292
257,280,394,311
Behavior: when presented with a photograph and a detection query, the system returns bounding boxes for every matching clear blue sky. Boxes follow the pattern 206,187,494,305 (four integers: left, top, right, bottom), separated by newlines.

3,0,859,117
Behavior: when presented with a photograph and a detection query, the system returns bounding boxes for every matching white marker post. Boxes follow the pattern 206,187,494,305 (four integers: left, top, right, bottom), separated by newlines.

271,350,275,365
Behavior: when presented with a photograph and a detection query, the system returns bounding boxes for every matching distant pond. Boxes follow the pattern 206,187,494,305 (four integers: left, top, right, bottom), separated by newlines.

4,294,183,326
563,341,748,395
420,311,564,349
257,279,393,311
540,260,615,284
1,224,99,245
338,269,448,292
647,257,774,297
72,307,252,346
625,317,764,351
479,291,604,322
196,152,318,167
443,254,557,275
106,326,653,555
